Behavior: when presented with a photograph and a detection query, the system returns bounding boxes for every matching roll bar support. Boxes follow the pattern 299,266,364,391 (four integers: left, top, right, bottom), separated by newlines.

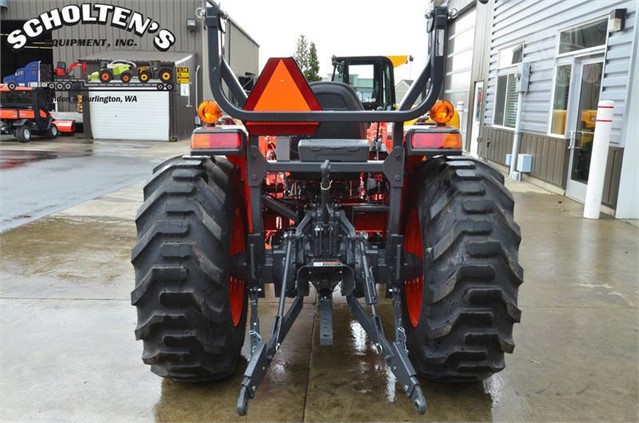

205,3,450,123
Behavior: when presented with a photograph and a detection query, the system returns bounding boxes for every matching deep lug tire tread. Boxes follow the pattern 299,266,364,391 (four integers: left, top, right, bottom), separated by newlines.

131,156,247,382
404,156,523,382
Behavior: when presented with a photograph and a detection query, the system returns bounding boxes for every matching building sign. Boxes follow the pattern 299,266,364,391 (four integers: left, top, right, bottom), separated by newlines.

176,67,190,84
6,3,176,52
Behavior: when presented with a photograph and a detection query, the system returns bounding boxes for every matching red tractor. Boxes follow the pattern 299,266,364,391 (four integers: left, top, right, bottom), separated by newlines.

131,1,522,416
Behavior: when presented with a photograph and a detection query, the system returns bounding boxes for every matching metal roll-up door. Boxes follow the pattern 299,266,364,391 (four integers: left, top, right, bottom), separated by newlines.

89,88,169,141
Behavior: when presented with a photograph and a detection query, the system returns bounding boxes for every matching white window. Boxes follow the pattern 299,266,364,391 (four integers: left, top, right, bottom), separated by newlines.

548,17,607,135
493,44,523,128
558,19,607,55
498,44,523,68
494,74,518,128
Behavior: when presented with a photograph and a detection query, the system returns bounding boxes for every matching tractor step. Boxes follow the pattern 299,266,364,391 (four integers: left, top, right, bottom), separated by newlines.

318,295,334,346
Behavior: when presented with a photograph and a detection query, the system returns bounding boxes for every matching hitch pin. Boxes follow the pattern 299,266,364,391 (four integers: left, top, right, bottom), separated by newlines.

320,160,332,226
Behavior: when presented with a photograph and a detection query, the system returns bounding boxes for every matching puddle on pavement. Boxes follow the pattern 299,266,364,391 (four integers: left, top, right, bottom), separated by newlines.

305,302,496,421
0,149,92,170
0,217,135,299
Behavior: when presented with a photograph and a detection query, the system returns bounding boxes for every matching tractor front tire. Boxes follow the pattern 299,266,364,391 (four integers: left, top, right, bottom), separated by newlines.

121,71,132,83
402,156,523,381
131,156,248,381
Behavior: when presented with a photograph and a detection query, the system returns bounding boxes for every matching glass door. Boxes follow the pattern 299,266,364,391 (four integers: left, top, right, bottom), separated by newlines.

565,57,603,201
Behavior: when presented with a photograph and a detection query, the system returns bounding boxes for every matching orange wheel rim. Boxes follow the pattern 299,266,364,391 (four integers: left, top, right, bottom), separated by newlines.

229,207,246,327
162,72,171,81
101,73,109,81
404,208,424,328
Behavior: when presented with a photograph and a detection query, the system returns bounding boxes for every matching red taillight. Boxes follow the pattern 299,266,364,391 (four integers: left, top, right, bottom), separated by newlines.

405,128,462,155
191,127,245,152
410,132,461,149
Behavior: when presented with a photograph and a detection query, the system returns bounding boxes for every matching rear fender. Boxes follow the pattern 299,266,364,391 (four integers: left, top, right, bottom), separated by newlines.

11,119,32,128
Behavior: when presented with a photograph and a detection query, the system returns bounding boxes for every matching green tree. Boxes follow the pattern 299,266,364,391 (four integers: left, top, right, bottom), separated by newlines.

307,42,321,82
294,35,321,82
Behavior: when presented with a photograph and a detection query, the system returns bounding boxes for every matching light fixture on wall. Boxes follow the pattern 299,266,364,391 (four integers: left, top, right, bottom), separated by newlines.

609,8,626,32
186,18,198,32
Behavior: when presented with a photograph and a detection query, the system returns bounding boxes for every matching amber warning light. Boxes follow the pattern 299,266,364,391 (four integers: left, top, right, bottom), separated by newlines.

429,100,455,125
198,100,222,125
242,58,322,136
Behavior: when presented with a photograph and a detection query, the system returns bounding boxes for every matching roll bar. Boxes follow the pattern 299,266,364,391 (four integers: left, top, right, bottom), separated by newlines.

205,3,450,123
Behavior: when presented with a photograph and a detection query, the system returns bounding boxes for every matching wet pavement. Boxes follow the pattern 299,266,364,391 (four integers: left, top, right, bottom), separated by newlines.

0,135,184,232
0,139,637,422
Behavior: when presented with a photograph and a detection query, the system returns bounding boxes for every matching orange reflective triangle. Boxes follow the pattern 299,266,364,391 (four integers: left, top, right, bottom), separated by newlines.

244,58,321,112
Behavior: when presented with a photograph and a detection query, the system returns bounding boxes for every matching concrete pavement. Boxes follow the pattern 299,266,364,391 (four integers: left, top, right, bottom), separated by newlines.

0,139,637,422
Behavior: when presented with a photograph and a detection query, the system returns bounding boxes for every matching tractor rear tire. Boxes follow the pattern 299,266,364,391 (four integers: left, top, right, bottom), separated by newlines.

160,68,173,82
138,70,151,83
131,156,248,381
15,125,32,143
402,156,523,382
99,69,113,83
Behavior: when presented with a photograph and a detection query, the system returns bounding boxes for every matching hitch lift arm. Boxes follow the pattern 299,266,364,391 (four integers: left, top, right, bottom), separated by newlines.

238,233,305,415
346,236,427,414
238,200,427,415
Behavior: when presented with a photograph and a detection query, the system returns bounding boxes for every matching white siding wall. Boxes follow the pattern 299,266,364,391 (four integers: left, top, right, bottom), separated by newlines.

445,7,477,142
485,0,637,146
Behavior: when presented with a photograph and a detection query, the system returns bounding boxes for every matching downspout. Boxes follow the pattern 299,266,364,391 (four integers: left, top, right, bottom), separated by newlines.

508,92,525,178
195,64,201,125
509,62,531,179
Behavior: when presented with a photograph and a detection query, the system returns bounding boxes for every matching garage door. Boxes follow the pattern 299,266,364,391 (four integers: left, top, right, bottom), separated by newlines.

89,89,169,141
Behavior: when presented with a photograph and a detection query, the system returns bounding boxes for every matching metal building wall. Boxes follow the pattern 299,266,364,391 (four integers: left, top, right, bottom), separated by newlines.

437,0,494,151
1,0,259,115
483,0,637,146
478,0,637,209
227,19,260,82
1,0,202,69
445,6,476,143
200,18,260,107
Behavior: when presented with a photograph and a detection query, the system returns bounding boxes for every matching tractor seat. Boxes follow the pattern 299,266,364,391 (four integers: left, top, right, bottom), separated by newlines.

290,82,369,175
308,81,367,139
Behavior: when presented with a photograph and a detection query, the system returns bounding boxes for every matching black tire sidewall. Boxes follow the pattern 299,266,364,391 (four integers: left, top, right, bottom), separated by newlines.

402,157,521,381
16,125,32,142
47,124,58,138
132,156,249,381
